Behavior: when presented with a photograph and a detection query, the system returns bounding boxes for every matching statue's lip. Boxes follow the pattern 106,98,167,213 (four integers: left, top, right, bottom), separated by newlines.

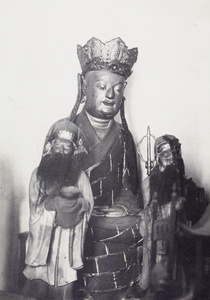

102,100,115,106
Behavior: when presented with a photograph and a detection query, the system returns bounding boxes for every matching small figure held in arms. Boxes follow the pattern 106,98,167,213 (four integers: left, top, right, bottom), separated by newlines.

139,134,206,299
21,119,94,300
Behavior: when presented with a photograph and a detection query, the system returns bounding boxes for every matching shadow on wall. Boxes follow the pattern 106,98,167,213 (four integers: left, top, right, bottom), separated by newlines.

0,158,25,294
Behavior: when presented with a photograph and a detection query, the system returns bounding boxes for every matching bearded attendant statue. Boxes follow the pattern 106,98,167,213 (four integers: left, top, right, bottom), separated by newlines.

140,134,206,296
22,120,93,300
43,37,143,300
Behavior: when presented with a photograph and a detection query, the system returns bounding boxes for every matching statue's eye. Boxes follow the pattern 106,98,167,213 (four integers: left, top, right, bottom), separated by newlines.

97,85,106,90
54,140,61,146
64,143,72,149
115,85,123,93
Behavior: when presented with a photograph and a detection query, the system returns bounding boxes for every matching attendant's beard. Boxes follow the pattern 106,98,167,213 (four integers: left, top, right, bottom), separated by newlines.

37,153,80,191
149,165,179,206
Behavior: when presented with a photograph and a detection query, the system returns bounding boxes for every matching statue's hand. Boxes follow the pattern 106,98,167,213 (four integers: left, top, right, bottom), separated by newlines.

92,209,106,216
175,196,185,210
59,186,80,199
57,196,78,211
45,194,80,211
100,206,128,217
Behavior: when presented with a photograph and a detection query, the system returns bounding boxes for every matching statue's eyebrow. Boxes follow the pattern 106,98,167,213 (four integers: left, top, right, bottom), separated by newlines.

95,80,124,86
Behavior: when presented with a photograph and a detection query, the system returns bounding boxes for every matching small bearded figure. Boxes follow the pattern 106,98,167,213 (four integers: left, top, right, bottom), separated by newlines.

140,135,205,296
22,120,93,300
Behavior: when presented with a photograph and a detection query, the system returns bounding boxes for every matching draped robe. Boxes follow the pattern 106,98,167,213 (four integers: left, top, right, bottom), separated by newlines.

73,109,143,293
23,169,93,287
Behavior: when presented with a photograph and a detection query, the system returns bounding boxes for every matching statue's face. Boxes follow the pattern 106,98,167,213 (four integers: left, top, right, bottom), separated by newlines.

158,148,173,172
83,70,125,119
51,138,74,155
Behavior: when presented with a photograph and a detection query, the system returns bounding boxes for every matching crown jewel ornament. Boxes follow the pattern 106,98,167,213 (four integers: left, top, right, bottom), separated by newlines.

77,37,138,79
56,130,74,142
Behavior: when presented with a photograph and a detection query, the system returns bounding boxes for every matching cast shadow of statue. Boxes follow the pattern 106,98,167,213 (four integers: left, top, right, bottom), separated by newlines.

0,158,25,294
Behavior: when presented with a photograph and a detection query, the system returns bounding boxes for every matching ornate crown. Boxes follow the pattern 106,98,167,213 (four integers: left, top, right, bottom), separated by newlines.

77,37,138,79
56,130,75,142
42,119,79,156
48,119,78,143
155,135,180,156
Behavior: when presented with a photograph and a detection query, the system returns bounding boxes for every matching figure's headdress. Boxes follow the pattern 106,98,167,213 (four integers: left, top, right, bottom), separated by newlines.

42,119,79,156
77,37,138,79
155,135,181,157
155,134,183,173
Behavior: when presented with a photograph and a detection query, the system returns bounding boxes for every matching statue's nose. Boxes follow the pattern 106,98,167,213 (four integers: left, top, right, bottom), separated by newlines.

106,87,115,99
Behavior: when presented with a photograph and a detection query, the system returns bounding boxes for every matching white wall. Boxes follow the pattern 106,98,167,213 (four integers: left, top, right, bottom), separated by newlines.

0,0,210,293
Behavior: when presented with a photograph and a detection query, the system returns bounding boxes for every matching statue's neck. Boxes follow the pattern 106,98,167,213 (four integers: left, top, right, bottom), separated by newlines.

85,110,112,129
85,110,113,140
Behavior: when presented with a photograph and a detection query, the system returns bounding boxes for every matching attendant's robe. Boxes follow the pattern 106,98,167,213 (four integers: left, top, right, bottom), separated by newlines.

140,165,205,291
24,169,93,286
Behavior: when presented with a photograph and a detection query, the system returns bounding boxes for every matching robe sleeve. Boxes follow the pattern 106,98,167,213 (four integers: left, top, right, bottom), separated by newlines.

77,171,94,220
70,171,94,269
25,168,56,266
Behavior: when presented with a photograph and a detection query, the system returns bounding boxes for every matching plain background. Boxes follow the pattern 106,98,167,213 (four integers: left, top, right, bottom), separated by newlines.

0,0,210,293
